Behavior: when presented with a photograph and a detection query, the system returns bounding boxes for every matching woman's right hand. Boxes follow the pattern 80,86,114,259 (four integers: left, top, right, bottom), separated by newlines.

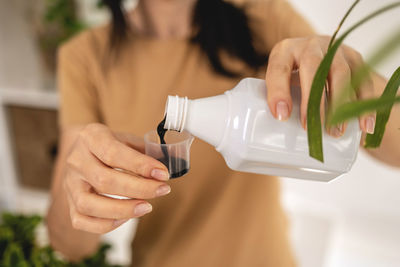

64,123,171,234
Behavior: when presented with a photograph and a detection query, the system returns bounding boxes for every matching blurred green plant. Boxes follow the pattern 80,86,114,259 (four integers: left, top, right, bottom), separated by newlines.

0,213,122,267
42,0,86,44
306,0,400,162
37,0,86,72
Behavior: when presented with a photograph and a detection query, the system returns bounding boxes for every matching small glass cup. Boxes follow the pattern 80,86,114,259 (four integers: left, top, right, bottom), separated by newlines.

144,130,194,178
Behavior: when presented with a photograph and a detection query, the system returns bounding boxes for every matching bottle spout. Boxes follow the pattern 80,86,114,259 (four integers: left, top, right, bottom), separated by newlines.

164,95,189,132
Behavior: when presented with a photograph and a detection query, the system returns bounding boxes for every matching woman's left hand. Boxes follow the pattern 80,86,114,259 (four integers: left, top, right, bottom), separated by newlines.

265,35,376,137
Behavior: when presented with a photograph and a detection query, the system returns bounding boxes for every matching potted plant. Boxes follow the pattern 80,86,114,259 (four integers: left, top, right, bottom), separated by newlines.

0,212,121,266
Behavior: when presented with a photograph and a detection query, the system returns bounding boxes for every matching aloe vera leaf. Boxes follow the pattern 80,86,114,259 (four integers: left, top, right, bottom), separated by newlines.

328,96,400,125
329,28,400,116
328,0,361,49
307,2,400,162
365,66,400,147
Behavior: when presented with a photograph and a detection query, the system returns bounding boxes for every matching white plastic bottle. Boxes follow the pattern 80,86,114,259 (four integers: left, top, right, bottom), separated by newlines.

164,78,361,181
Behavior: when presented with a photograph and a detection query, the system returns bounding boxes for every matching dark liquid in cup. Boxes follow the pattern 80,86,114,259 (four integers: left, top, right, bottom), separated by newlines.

157,157,189,178
156,116,189,178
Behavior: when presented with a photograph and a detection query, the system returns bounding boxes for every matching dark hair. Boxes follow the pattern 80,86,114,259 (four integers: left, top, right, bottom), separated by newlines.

102,0,268,77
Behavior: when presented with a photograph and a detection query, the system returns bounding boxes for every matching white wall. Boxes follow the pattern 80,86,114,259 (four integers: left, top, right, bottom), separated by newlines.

283,1,400,267
0,0,44,89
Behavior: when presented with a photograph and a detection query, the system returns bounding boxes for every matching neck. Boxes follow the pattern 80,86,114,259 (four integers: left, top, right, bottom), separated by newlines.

130,0,197,40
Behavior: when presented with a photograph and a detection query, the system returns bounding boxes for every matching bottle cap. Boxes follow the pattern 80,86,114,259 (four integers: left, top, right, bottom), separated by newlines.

165,95,188,132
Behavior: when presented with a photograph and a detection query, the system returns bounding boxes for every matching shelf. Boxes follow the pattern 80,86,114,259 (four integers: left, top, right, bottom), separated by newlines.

0,88,59,110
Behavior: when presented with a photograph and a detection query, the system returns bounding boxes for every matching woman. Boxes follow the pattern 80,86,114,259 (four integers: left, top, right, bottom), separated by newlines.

47,0,400,266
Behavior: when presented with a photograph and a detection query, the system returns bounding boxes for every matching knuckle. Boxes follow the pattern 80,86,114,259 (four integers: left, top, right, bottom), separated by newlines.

78,129,88,141
278,38,292,49
301,54,322,67
79,125,93,141
268,63,292,74
66,153,79,169
307,36,321,48
75,194,89,214
91,171,110,192
352,50,363,62
80,123,106,142
84,123,104,134
271,38,295,56
330,61,351,76
70,215,82,230
274,38,290,50
101,140,118,165
133,157,149,176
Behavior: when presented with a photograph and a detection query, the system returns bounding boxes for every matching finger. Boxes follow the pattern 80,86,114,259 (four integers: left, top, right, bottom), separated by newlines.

81,124,169,181
76,193,153,220
357,77,376,134
67,194,128,234
66,173,153,219
327,51,353,137
266,39,296,121
345,49,376,134
68,153,171,199
297,47,325,129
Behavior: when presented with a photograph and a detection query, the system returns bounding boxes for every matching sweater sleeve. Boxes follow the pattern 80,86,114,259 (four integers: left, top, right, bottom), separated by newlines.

57,31,101,128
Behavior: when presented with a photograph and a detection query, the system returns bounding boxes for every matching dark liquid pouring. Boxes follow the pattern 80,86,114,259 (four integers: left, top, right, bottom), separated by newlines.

157,117,169,156
156,116,189,178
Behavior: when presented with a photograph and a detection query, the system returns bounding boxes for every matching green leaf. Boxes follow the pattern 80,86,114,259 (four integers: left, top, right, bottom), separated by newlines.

2,243,29,267
307,1,400,162
331,28,400,110
365,66,400,147
31,246,66,267
0,226,14,259
2,213,41,247
328,96,400,125
0,212,119,266
328,0,361,49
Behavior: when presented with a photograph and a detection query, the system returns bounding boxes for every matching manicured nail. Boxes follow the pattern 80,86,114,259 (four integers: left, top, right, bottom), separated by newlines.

329,125,343,137
366,116,375,134
134,203,153,217
151,169,169,181
113,219,128,227
156,184,171,197
276,101,289,121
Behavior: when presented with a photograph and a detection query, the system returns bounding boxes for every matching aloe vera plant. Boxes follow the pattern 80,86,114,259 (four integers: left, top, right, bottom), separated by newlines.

307,1,400,162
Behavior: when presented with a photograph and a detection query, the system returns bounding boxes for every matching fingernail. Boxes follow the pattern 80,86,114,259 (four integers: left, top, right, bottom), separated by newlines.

113,219,128,227
366,116,375,134
156,184,171,197
328,124,343,137
151,169,169,181
134,203,153,217
276,101,289,121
